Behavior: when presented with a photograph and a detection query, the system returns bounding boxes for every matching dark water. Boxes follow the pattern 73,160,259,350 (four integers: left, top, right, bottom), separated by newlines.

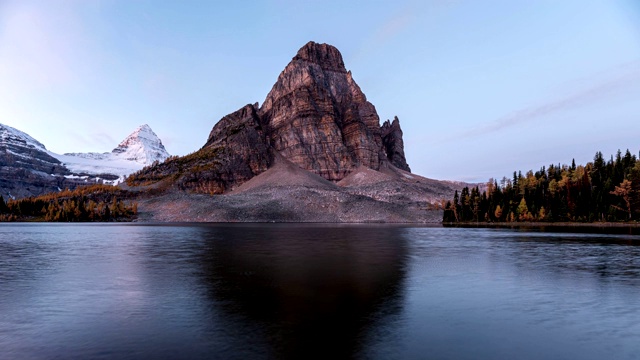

1,224,639,359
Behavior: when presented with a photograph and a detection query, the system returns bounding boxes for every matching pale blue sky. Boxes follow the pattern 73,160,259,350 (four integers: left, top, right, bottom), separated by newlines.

1,0,639,182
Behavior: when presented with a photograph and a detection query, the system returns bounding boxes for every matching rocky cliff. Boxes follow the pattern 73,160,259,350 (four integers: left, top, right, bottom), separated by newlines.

259,42,385,180
129,41,412,192
0,124,70,199
381,116,410,172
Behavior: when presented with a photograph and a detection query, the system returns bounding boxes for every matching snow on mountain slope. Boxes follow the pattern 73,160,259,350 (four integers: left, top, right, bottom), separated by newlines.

111,124,170,164
51,152,142,178
1,123,69,199
51,124,171,184
0,123,47,151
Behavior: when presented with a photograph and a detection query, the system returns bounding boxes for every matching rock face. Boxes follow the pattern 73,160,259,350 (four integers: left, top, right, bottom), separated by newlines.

203,103,271,186
259,42,384,180
129,41,411,193
381,116,411,172
0,123,69,199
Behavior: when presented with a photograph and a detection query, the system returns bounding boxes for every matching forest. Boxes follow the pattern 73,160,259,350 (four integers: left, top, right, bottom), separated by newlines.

0,185,137,222
443,149,640,223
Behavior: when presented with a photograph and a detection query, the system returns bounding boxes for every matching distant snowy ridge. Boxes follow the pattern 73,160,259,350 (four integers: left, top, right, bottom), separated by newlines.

62,152,111,160
51,124,171,184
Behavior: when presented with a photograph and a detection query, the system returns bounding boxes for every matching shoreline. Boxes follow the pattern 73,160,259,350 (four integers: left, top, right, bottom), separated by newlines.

3,219,640,227
443,221,640,228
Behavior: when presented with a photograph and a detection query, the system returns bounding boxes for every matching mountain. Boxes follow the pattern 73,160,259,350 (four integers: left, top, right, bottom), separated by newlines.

0,123,69,199
128,41,470,222
258,42,401,179
0,123,170,199
128,41,413,193
111,124,170,164
55,124,170,182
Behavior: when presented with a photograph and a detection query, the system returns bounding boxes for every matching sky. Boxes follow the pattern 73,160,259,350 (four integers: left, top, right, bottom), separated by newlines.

1,0,639,182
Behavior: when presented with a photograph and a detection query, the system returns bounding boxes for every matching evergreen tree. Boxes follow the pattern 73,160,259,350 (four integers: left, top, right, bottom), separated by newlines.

444,149,640,223
0,196,7,214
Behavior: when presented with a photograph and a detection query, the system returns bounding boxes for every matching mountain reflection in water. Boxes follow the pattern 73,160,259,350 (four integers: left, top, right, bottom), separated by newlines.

194,225,408,359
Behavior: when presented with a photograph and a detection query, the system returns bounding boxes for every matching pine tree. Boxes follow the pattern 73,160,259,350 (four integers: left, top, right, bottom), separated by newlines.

452,190,460,222
0,196,7,214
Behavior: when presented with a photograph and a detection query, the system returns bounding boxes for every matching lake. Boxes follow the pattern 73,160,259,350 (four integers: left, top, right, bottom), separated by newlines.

0,224,639,359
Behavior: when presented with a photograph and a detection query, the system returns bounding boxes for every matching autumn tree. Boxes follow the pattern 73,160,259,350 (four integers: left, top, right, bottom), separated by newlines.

443,149,640,223
494,205,503,220
610,179,633,220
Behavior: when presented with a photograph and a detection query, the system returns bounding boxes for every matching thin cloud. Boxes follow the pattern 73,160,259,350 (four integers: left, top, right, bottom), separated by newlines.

462,63,640,138
349,2,420,63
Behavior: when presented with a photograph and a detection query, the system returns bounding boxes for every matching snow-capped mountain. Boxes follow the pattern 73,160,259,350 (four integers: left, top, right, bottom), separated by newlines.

63,124,170,164
112,124,170,164
0,122,171,199
1,123,69,199
55,124,171,183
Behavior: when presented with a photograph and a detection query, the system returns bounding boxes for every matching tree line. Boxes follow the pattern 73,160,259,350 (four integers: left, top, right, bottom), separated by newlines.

0,185,138,222
443,149,640,223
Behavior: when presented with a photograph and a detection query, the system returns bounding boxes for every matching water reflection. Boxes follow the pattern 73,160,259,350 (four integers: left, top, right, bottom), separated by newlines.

194,225,409,359
489,230,640,285
2,224,639,359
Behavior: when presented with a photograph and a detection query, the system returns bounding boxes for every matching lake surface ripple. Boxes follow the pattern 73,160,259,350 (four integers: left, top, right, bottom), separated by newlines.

0,224,639,359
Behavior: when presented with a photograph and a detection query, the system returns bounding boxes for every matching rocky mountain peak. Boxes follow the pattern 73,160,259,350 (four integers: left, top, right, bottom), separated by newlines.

112,124,170,164
116,124,157,147
292,41,346,72
129,41,411,193
258,41,386,181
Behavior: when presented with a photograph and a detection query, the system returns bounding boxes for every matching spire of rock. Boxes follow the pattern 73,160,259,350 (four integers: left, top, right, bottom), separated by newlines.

381,116,411,172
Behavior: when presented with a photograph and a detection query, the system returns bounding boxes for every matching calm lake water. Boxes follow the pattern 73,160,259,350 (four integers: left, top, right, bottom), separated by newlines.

0,224,639,359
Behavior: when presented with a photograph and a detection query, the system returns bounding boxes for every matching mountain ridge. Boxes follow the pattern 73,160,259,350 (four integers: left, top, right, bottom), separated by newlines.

0,123,169,199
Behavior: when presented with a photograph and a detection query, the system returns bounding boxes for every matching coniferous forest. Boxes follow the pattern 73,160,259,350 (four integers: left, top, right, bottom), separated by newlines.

0,185,137,222
443,150,640,223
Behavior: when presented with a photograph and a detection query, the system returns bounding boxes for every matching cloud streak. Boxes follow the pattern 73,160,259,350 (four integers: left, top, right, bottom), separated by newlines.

460,61,640,139
349,1,422,63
